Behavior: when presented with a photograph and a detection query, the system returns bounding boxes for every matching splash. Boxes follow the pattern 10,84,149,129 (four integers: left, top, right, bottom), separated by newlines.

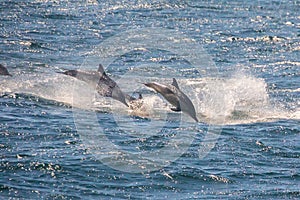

0,72,298,124
185,72,299,125
0,73,90,109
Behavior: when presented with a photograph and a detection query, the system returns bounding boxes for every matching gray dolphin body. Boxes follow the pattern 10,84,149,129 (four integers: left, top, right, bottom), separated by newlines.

0,63,128,107
0,64,12,76
144,78,199,122
62,64,128,107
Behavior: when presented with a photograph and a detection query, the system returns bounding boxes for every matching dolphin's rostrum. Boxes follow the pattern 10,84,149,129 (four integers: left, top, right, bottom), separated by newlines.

62,64,129,107
144,78,199,122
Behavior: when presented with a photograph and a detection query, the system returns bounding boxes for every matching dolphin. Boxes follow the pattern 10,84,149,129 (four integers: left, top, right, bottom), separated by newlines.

144,78,199,122
0,64,12,76
0,63,129,107
62,64,129,107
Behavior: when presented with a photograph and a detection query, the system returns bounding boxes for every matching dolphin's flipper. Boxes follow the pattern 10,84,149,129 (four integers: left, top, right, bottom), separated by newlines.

171,78,179,89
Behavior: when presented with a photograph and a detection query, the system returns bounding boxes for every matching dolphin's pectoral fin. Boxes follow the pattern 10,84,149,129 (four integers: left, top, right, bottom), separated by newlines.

171,107,181,112
171,78,180,89
98,64,106,75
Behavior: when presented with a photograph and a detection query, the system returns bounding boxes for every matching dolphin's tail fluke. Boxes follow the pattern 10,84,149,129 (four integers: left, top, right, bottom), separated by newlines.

0,64,12,76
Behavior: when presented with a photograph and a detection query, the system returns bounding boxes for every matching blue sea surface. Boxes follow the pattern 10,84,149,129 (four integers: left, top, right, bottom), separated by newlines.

0,0,299,199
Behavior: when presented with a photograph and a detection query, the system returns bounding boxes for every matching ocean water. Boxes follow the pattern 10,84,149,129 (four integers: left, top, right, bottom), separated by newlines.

0,0,299,199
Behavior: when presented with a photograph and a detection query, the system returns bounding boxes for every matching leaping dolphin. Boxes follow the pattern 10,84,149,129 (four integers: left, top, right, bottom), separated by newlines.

0,64,12,76
144,78,199,122
62,64,129,107
0,63,129,107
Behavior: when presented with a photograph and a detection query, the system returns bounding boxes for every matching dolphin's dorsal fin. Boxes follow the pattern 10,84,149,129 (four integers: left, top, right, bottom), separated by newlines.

171,78,179,89
98,64,106,75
